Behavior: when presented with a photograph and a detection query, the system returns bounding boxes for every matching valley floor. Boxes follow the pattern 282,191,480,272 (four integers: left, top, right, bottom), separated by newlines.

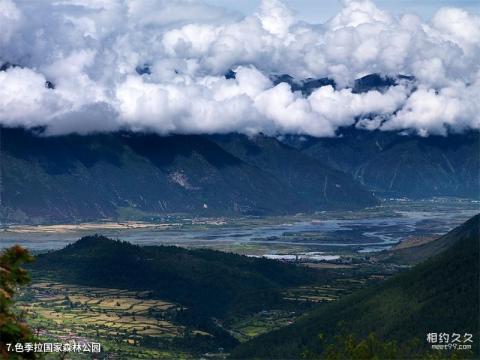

16,257,396,359
2,198,478,256
7,198,479,359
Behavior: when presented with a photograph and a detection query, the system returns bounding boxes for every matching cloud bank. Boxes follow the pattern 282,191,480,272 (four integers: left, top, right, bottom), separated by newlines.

0,0,479,136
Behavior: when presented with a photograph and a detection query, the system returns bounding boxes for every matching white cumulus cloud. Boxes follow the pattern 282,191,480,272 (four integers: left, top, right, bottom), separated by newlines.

0,0,479,136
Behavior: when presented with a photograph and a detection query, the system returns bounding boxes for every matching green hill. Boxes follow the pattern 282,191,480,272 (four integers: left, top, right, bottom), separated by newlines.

30,235,325,318
232,214,480,359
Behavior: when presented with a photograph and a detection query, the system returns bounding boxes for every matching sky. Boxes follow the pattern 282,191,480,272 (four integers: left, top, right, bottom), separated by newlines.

0,0,479,137
208,0,480,23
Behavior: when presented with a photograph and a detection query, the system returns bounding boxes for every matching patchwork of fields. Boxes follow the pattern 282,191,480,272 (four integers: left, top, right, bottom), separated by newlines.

14,274,375,358
16,282,193,359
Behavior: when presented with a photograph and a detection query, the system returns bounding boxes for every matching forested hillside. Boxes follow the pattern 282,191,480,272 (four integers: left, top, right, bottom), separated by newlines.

30,235,325,318
232,214,480,359
1,127,376,223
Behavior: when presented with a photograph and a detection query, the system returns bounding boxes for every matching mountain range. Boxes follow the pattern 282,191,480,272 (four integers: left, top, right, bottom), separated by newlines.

285,128,479,199
0,127,377,223
1,73,478,223
1,125,478,223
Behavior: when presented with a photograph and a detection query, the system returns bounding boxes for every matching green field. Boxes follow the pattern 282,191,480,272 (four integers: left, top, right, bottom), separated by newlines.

15,281,196,359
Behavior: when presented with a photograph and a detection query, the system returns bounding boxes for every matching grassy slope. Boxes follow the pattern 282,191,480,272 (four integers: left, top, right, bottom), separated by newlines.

232,214,480,359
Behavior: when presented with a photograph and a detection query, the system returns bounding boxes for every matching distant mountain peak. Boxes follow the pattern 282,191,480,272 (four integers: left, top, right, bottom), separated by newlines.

268,72,415,96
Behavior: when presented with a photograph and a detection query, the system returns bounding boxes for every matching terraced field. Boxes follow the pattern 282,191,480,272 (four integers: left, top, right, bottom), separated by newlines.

282,266,391,304
15,281,197,359
226,310,298,342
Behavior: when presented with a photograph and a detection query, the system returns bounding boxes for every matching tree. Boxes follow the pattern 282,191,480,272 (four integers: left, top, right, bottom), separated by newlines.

301,333,471,360
323,333,398,360
0,245,35,359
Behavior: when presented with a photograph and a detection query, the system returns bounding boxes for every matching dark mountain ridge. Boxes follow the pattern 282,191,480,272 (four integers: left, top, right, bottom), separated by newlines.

264,72,478,199
284,127,480,199
225,71,414,96
2,124,478,223
211,133,375,211
0,127,377,223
